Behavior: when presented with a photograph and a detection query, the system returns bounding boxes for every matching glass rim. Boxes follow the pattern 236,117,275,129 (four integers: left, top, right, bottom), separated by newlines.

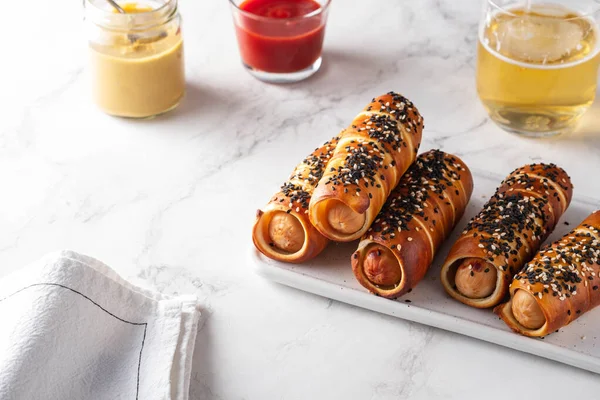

84,0,178,29
228,0,331,22
487,0,600,19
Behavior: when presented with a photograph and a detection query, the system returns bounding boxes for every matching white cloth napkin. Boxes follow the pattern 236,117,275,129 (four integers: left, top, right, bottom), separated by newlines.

0,250,201,400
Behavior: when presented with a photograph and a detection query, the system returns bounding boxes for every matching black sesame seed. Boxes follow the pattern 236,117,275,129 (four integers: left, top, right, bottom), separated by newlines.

357,150,462,244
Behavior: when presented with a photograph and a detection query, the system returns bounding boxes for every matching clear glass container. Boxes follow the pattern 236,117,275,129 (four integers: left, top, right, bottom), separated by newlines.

84,0,185,118
477,0,600,137
229,0,331,84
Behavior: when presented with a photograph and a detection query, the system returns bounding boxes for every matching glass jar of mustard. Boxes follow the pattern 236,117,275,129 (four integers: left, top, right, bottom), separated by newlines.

84,0,185,118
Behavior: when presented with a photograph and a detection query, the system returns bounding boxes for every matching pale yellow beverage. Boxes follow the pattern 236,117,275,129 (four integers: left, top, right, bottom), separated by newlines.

477,4,600,136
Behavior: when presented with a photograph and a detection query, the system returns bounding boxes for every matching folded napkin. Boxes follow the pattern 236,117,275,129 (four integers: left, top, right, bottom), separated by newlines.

0,250,201,400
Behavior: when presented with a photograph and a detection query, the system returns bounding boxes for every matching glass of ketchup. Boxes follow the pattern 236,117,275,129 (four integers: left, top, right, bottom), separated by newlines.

230,0,331,83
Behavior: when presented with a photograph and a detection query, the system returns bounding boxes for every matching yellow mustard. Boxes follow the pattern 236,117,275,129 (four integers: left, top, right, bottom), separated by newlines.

86,1,185,118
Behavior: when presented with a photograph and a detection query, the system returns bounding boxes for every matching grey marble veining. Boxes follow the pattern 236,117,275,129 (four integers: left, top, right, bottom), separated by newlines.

1,0,600,399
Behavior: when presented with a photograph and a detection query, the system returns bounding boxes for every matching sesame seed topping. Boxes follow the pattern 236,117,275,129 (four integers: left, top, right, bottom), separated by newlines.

512,214,600,312
274,136,341,212
364,150,468,268
456,163,572,278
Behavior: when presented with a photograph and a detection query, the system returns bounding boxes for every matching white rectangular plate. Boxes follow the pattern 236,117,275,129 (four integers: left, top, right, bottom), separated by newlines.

251,169,600,374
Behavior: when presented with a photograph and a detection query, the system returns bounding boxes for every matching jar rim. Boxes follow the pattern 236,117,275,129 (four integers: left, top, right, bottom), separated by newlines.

228,0,331,23
486,1,600,19
84,0,178,30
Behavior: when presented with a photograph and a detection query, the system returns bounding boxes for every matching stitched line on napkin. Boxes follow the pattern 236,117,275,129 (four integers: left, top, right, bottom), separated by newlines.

0,282,147,400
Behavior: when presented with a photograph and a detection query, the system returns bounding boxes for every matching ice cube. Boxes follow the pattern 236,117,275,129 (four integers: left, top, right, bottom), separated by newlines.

495,16,583,63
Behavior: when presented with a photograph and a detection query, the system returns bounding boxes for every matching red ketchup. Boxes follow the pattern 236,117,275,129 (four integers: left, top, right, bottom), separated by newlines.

235,0,326,73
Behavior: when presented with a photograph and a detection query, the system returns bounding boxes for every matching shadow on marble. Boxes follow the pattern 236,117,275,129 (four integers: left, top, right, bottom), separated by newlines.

300,48,388,90
237,48,383,90
566,85,600,141
569,97,600,143
157,83,231,122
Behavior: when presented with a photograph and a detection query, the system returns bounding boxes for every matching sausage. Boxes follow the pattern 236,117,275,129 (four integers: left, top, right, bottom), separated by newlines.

309,92,423,242
253,136,340,263
440,163,573,309
511,290,546,330
495,211,600,337
454,257,497,299
363,245,402,287
352,150,473,298
326,201,367,235
268,212,305,253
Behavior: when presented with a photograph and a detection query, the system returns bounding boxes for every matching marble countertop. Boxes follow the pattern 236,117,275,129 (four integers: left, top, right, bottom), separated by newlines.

3,0,600,398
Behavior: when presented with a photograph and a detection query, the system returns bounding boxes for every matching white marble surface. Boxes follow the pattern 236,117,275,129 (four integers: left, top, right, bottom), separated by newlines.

2,0,600,398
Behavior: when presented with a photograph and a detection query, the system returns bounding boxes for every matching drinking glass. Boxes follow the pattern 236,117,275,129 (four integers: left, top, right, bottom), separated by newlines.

229,0,331,83
477,0,600,137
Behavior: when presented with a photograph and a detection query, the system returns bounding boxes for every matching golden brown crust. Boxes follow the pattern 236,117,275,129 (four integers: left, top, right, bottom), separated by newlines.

309,92,424,242
440,163,573,308
252,136,340,263
495,211,600,337
352,150,473,298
